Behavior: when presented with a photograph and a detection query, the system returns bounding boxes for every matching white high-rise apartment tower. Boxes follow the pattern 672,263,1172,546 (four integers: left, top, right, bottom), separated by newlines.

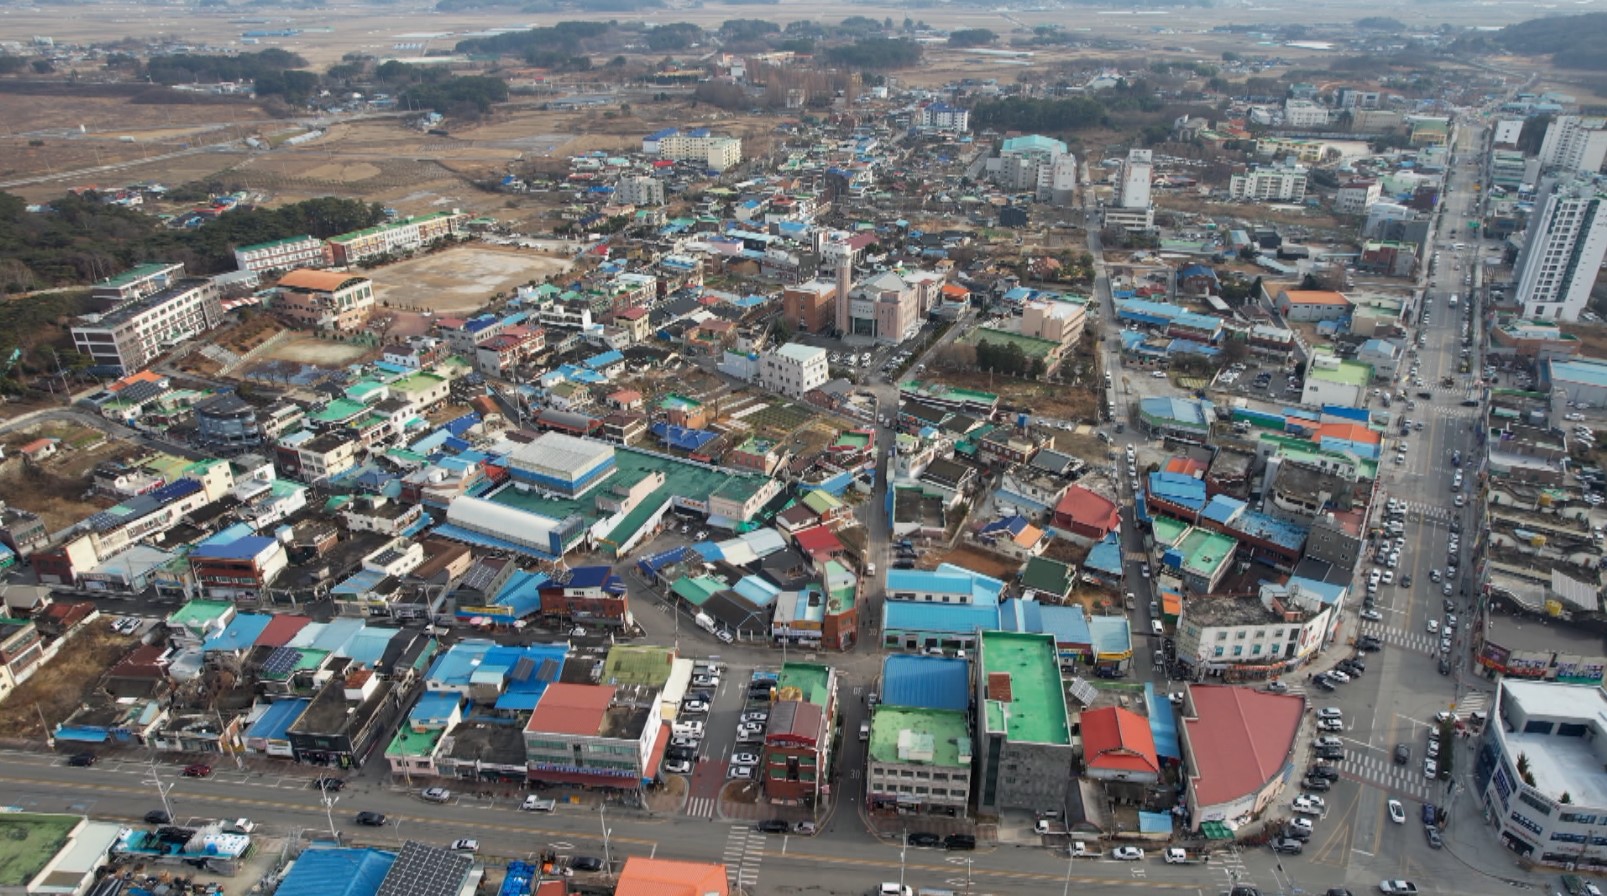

1512,175,1607,322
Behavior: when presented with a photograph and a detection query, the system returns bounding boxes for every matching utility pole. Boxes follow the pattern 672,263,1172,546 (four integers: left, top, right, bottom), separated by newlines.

318,778,340,841
899,828,908,893
600,802,613,874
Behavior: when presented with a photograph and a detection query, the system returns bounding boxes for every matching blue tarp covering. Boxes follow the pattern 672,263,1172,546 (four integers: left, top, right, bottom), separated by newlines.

1144,682,1182,760
651,422,719,452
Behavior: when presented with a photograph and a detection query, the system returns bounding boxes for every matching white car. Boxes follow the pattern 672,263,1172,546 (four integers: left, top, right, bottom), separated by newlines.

1317,707,1343,720
673,720,705,737
1327,669,1351,683
1424,758,1439,778
663,759,693,774
1381,570,1395,584
1387,799,1405,824
1313,736,1343,749
1379,881,1420,895
1293,796,1323,815
1289,817,1314,835
1426,619,1439,634
1318,718,1343,731
450,839,479,853
731,752,760,766
1111,846,1146,861
728,765,754,780
682,700,710,714
1360,608,1383,621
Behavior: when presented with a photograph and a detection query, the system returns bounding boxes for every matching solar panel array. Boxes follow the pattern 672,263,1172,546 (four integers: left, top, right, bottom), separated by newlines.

1066,676,1099,707
261,646,300,677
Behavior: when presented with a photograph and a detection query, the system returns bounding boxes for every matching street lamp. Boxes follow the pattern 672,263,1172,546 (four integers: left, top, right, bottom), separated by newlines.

600,803,613,874
318,778,340,841
143,757,175,822
899,828,909,893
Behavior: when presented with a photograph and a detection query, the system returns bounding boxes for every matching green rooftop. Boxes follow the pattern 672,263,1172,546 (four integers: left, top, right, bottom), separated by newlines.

328,211,460,245
0,814,83,887
1309,357,1372,387
868,707,971,768
1179,529,1239,579
659,393,703,411
97,262,177,289
167,599,234,632
312,398,371,424
236,234,317,252
394,372,446,394
1151,515,1190,547
670,575,725,606
980,631,1070,745
1020,556,1074,596
385,725,443,760
777,661,833,708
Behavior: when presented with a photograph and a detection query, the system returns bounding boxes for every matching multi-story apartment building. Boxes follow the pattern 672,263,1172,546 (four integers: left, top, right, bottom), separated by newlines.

71,278,223,374
1512,175,1607,322
759,343,829,398
1229,161,1309,202
1334,179,1381,215
761,662,838,804
1283,99,1330,128
986,135,1077,205
272,270,375,332
1538,116,1607,175
325,211,468,266
643,129,743,171
233,235,332,274
275,430,360,483
1173,584,1336,680
866,705,973,816
615,175,665,206
1104,148,1155,231
917,102,970,133
188,534,289,601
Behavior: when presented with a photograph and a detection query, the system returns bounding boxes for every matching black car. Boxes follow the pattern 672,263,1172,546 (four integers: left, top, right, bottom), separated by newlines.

1394,743,1411,765
1346,656,1367,672
1316,746,1345,760
144,810,171,825
1313,677,1337,692
1437,658,1452,675
1309,764,1340,780
1443,598,1457,614
1232,888,1262,896
311,777,346,792
908,832,942,848
570,856,606,873
756,819,790,834
354,811,386,826
67,753,96,767
1271,838,1304,855
1282,824,1311,842
945,834,977,851
1302,777,1332,792
1401,575,1412,588
1357,636,1384,652
1327,889,1355,896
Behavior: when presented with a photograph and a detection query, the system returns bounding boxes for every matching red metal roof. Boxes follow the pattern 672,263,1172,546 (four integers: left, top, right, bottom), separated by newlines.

1080,706,1160,776
526,683,615,736
792,525,844,557
1183,685,1304,807
256,614,312,648
1053,485,1120,531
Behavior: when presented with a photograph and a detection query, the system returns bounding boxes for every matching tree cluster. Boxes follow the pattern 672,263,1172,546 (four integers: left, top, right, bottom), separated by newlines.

0,190,384,294
1499,13,1607,70
143,48,308,85
453,21,610,56
947,29,997,47
645,23,705,51
401,74,509,117
970,96,1109,133
823,38,920,70
975,338,1045,379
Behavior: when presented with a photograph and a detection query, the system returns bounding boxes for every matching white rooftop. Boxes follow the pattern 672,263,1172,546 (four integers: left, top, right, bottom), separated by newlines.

1501,680,1607,808
774,342,827,363
509,432,615,478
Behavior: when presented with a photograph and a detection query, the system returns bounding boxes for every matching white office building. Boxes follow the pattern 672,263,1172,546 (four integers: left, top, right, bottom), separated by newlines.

1511,175,1607,322
1117,148,1153,210
616,175,665,207
1283,99,1330,129
917,102,970,133
1538,116,1607,175
759,342,829,398
986,135,1077,205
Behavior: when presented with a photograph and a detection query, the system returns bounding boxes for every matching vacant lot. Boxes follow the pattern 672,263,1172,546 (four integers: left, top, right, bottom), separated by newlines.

0,813,79,887
264,335,372,366
368,244,572,315
927,367,1102,422
928,545,1018,580
0,624,137,744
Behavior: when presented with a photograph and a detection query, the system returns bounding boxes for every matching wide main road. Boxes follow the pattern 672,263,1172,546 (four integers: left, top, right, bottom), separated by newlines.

0,750,1454,896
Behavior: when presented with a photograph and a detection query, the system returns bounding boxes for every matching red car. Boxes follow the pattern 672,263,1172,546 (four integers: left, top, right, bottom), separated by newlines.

181,764,212,778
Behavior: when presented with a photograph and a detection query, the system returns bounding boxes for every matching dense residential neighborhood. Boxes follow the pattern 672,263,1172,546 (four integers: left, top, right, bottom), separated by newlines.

3,8,1607,896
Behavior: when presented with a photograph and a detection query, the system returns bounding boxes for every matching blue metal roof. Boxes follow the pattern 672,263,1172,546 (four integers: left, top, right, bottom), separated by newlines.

426,639,497,688
1143,682,1181,760
1147,472,1207,509
1232,510,1308,550
882,599,999,636
276,847,396,896
1035,602,1092,645
883,563,1004,606
1287,576,1346,606
191,535,277,560
881,655,971,711
1084,533,1124,575
1201,495,1244,525
245,698,310,741
1088,615,1132,655
409,691,461,727
203,612,272,652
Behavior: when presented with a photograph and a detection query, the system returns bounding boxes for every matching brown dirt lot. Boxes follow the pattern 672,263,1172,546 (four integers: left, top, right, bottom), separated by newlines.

263,335,372,366
927,368,1101,422
0,624,139,742
927,545,1019,580
366,244,572,315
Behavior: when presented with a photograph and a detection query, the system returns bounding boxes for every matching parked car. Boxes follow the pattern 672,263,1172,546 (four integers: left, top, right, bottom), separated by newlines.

1271,838,1304,855
421,787,451,803
944,834,976,851
144,810,171,825
1302,776,1332,792
312,777,346,792
908,832,943,848
663,759,693,774
451,839,479,853
1424,827,1443,849
1111,846,1146,861
1378,882,1419,895
181,764,212,778
756,819,790,834
67,753,96,767
570,856,606,873
681,700,710,714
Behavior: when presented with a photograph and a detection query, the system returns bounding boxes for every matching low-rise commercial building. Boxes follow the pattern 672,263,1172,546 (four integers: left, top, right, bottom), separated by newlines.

973,631,1073,816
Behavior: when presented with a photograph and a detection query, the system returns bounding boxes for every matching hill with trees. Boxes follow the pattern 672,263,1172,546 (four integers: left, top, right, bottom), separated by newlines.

1497,12,1607,70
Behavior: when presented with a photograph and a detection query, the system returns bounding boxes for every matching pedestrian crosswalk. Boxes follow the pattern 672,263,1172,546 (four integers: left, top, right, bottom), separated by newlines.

1340,748,1436,802
687,796,716,818
1456,690,1489,715
1359,621,1440,655
1428,406,1481,421
1393,500,1453,524
722,825,766,891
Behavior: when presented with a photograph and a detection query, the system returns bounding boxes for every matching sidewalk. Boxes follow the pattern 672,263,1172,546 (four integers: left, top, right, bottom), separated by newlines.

1439,777,1547,887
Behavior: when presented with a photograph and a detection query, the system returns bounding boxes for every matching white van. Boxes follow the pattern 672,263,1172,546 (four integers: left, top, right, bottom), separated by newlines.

1150,620,1164,636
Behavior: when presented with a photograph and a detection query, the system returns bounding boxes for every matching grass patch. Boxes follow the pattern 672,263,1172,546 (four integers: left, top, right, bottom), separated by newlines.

0,814,80,887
